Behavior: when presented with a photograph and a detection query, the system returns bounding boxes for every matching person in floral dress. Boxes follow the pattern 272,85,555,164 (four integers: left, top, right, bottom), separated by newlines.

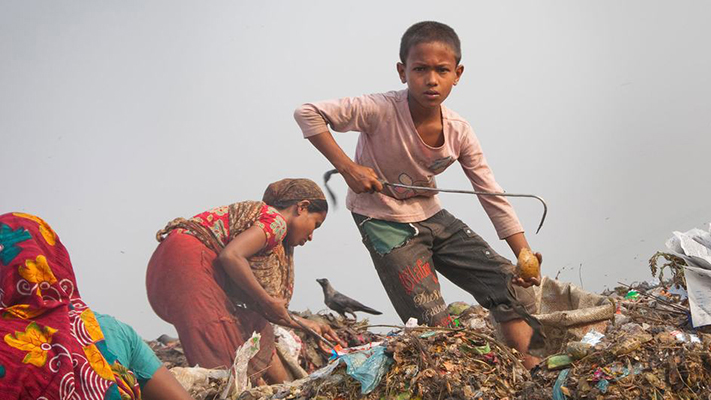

146,178,343,384
0,212,193,400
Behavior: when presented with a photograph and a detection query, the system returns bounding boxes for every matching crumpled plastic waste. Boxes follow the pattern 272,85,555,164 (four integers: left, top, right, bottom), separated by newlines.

338,345,393,394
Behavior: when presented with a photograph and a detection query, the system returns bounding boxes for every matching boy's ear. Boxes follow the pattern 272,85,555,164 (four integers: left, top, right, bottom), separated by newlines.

396,62,407,83
455,64,464,82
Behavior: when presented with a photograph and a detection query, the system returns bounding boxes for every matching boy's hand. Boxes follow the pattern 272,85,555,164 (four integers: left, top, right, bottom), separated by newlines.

307,132,383,193
512,252,543,288
341,163,383,193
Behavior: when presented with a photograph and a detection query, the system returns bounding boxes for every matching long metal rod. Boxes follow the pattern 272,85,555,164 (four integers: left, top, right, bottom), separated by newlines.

383,182,548,234
323,169,548,233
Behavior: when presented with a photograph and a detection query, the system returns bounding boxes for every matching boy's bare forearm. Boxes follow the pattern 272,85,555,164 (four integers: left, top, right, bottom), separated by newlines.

504,232,530,257
307,131,355,171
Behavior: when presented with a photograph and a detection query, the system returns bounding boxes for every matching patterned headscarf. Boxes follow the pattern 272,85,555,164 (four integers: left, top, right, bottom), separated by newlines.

262,178,326,205
0,213,141,400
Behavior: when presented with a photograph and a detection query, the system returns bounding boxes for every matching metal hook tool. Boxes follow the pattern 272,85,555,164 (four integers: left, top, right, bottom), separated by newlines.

324,169,548,234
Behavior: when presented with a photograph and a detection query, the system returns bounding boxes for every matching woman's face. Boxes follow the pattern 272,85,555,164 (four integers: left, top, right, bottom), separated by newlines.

285,209,327,247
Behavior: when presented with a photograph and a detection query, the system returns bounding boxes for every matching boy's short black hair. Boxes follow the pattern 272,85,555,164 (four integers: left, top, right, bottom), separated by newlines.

400,21,461,65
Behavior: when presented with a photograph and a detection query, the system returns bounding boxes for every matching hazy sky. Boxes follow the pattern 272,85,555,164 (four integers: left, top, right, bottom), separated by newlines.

2,1,710,339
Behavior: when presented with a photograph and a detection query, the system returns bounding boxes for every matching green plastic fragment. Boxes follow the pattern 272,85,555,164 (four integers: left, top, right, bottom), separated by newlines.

547,354,574,370
474,343,491,355
625,290,640,300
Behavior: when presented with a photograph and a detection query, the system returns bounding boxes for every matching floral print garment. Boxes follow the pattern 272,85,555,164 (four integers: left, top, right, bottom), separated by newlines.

159,201,295,306
0,213,141,400
186,204,287,251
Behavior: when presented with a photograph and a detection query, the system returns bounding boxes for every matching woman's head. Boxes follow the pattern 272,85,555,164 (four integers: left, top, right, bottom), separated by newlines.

262,178,328,247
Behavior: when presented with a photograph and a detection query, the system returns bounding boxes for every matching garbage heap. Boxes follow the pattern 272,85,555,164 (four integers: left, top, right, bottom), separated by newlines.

247,323,530,400
522,280,711,400
154,276,711,399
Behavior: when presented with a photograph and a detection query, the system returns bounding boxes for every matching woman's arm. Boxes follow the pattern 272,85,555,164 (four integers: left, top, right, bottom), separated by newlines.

142,366,194,400
215,226,297,328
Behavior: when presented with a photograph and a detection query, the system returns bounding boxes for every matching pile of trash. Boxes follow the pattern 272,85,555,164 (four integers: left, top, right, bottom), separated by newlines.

240,321,530,400
147,335,188,369
289,311,385,373
152,226,711,399
522,282,711,399
157,280,711,400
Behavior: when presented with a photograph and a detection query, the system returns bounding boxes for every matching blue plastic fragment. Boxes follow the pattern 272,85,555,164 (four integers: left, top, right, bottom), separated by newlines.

552,368,570,400
340,346,394,394
596,379,609,393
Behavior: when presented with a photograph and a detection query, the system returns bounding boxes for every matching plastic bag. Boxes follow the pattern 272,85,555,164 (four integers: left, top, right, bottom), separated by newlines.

221,332,261,398
171,366,229,392
339,346,393,394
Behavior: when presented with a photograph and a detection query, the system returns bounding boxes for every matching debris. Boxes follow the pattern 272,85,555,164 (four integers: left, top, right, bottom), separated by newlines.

151,250,711,399
147,337,188,369
494,277,615,358
547,355,574,370
580,330,604,346
339,345,393,394
524,279,711,400
221,332,261,398
625,290,640,300
170,367,229,399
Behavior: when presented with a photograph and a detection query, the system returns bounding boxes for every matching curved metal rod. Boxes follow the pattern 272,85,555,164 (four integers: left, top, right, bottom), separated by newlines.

383,182,548,234
322,168,547,233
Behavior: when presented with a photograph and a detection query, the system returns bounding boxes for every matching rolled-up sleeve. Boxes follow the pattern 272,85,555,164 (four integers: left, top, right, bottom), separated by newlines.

458,126,524,239
293,94,384,138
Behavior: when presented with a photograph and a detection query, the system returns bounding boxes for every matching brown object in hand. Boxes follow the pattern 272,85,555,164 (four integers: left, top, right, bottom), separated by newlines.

516,248,540,280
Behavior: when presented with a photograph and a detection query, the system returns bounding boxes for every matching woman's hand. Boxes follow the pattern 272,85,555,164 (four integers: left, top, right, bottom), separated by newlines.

299,318,346,352
260,296,294,327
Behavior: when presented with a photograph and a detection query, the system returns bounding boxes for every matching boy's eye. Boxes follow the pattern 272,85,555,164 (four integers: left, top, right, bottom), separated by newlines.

413,66,426,71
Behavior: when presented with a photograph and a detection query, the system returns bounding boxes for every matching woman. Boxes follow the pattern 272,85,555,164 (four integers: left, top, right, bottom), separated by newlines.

0,212,193,400
146,178,343,384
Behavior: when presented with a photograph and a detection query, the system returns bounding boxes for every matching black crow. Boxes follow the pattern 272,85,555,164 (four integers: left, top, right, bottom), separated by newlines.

316,278,382,319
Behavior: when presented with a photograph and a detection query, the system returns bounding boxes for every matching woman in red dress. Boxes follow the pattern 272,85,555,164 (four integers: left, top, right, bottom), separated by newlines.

146,178,342,384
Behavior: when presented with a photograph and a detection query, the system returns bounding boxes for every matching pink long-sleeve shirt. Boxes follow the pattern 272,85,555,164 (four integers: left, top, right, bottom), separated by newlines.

294,90,523,239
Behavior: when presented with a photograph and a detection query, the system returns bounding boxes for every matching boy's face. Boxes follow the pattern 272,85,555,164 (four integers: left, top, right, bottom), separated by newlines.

397,41,464,111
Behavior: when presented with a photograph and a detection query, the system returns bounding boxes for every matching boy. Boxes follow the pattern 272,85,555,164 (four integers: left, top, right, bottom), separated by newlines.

294,21,543,368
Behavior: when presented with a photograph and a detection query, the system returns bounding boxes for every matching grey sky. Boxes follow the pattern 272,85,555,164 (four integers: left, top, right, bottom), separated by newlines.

2,1,709,339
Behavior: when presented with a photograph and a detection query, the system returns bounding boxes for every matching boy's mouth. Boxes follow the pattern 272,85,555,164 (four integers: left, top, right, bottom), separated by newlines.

424,91,440,99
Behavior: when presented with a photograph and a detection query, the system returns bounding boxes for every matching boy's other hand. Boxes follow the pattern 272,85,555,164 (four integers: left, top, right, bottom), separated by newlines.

512,252,543,288
341,163,383,193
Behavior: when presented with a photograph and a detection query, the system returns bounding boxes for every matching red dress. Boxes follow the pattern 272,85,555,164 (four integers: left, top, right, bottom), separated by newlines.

146,203,289,373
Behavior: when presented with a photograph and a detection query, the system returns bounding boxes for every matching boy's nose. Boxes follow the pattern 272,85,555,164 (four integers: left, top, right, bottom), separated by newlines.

426,71,438,85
